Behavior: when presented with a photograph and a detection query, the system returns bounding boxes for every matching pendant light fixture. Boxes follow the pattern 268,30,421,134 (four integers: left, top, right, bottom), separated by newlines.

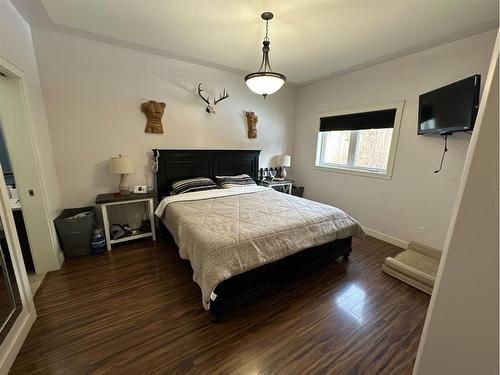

245,12,286,98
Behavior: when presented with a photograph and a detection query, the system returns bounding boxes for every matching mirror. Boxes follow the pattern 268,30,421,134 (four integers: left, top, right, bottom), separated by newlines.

0,215,21,342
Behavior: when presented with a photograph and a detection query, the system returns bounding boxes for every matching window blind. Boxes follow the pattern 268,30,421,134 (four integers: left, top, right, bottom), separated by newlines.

320,108,397,132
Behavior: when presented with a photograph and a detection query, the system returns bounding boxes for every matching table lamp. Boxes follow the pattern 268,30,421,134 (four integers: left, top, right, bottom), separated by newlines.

109,155,134,195
278,154,291,179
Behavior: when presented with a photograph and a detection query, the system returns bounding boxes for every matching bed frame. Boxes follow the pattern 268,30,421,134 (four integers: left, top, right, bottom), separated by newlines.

153,149,352,321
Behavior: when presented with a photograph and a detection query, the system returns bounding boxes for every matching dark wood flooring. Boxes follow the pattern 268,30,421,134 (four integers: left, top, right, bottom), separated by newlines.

10,236,429,374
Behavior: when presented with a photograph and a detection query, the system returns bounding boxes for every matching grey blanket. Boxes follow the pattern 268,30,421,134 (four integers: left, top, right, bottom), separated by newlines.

156,187,365,309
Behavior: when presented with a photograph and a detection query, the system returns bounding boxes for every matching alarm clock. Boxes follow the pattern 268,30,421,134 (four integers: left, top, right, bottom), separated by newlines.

133,185,148,194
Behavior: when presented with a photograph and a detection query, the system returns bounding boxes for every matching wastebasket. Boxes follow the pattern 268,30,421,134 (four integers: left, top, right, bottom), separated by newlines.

54,206,96,257
292,185,304,197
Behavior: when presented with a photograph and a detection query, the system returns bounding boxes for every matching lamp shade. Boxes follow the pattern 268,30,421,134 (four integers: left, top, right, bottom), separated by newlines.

109,156,134,174
278,154,291,167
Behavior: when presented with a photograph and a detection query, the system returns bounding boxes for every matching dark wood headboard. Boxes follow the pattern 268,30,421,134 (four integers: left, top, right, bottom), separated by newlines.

153,149,261,199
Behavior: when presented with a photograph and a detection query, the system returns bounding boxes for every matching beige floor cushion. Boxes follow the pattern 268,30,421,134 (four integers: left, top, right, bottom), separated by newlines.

382,241,441,295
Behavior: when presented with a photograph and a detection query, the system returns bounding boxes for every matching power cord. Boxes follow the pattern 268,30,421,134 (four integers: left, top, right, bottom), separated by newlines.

434,134,449,174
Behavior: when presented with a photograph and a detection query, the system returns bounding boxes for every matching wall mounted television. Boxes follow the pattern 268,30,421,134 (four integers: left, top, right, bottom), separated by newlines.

418,74,481,135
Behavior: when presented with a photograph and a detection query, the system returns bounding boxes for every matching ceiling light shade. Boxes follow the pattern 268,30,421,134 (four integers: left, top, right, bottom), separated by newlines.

245,72,285,96
245,12,286,98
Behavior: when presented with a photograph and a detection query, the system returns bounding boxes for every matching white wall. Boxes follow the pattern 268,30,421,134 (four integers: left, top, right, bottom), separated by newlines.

31,28,297,210
292,30,496,250
0,1,62,271
414,33,498,375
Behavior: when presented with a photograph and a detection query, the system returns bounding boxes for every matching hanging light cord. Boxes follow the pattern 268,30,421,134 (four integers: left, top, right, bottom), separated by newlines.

264,19,269,41
434,134,448,174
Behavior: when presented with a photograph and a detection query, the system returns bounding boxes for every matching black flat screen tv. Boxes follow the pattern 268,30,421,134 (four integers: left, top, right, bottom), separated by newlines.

418,74,480,135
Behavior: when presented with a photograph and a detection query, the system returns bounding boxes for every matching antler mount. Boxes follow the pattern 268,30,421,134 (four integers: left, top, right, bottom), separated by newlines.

197,83,229,114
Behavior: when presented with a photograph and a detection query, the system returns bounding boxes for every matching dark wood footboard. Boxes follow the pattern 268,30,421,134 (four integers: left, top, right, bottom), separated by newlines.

208,236,352,321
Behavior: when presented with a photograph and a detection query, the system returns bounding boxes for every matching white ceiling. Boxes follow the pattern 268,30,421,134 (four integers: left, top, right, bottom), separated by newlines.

13,0,499,85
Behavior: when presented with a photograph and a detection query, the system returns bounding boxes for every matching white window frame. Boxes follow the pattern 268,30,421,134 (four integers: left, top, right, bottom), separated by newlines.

314,101,405,179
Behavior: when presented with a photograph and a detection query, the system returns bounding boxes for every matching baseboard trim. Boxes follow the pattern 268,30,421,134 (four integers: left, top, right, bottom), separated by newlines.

363,227,409,249
57,250,65,267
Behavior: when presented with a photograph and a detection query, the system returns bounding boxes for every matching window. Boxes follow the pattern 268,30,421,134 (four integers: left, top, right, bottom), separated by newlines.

315,103,403,178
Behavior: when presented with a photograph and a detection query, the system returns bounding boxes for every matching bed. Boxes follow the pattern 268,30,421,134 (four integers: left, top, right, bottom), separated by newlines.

153,149,365,320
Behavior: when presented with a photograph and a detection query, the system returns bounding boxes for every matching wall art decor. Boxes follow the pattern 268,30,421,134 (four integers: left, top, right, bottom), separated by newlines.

141,100,165,134
245,111,258,138
197,83,229,114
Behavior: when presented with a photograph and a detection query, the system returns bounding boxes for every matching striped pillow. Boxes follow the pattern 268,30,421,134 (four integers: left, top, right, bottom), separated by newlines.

215,174,256,189
171,177,217,195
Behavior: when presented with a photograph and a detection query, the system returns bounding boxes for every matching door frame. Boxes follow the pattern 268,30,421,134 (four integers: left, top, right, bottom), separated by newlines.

0,53,56,372
0,151,36,373
0,54,63,274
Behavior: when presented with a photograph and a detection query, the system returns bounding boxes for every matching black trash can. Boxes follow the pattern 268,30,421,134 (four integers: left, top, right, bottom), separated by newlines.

292,185,304,197
54,206,96,257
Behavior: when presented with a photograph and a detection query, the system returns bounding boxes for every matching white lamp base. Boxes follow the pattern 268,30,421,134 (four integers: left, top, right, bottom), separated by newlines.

119,174,130,194
282,166,287,179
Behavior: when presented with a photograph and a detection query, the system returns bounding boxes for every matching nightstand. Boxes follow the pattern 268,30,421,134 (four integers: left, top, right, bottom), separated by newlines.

95,192,156,251
259,179,294,194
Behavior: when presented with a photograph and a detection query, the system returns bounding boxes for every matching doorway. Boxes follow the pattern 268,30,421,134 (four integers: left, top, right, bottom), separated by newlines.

0,60,62,277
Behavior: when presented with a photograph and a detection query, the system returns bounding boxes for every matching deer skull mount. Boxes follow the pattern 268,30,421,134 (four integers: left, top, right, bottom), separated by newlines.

197,83,229,114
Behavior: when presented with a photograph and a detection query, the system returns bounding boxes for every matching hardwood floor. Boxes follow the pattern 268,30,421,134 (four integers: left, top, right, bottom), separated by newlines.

10,236,429,374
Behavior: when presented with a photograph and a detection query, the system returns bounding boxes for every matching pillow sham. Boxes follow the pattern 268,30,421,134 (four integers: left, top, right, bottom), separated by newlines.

215,174,257,189
171,177,217,195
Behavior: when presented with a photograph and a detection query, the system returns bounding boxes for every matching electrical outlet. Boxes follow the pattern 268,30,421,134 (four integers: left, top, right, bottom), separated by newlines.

417,226,426,237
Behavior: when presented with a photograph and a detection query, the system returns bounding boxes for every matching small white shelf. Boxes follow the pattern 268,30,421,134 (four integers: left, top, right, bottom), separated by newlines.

259,180,293,194
96,194,156,251
108,232,154,245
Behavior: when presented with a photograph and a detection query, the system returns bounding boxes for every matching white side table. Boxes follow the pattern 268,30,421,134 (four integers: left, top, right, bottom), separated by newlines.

259,179,294,194
95,192,156,251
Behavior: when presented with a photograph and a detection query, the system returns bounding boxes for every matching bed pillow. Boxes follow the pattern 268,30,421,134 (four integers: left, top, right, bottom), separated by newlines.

215,174,257,189
171,177,218,195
